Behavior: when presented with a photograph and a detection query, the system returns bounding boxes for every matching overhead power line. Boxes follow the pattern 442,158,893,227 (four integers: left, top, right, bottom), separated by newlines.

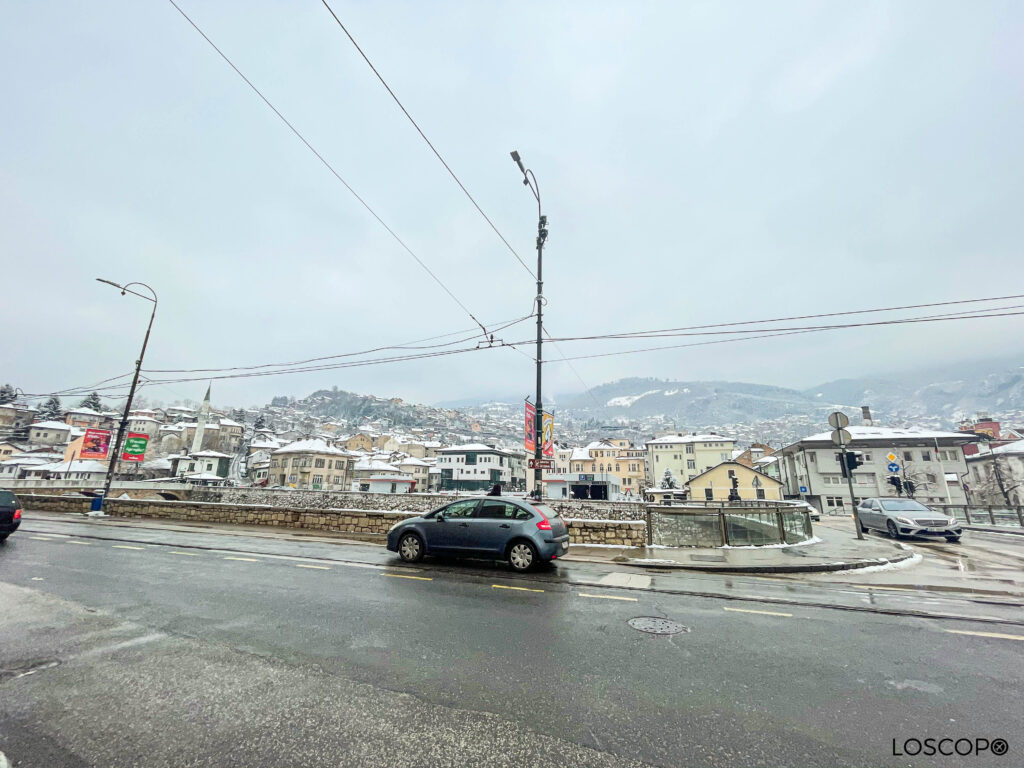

318,0,536,281
164,0,487,335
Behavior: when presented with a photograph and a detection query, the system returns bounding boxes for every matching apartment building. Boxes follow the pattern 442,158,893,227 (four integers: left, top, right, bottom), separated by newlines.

644,433,736,487
270,438,354,490
777,426,974,514
568,440,647,496
437,443,524,492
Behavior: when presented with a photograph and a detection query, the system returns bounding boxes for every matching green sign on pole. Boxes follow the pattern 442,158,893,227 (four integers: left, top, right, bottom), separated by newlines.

121,433,149,462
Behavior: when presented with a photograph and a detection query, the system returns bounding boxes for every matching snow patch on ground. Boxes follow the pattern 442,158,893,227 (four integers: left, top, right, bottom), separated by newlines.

852,552,923,573
607,389,661,408
719,535,823,550
663,389,679,396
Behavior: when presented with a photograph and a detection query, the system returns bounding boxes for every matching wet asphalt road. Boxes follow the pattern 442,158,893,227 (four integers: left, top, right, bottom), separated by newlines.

1,518,1022,768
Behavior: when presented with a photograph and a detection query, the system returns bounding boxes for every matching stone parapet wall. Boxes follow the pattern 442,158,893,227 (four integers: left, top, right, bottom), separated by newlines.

19,494,645,545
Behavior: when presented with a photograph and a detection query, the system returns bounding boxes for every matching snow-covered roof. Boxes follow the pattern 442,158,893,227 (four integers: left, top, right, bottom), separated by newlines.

644,434,733,446
128,416,160,423
272,438,347,456
160,424,185,432
218,418,243,427
29,421,71,430
439,443,513,454
142,458,173,470
183,472,225,481
569,446,592,462
65,407,104,416
368,475,415,483
190,450,231,458
354,459,405,473
797,426,974,444
1,456,51,467
992,439,1024,455
28,459,108,473
396,456,430,467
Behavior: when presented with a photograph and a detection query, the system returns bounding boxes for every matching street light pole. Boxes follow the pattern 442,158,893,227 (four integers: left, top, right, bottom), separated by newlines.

510,150,548,499
95,279,158,514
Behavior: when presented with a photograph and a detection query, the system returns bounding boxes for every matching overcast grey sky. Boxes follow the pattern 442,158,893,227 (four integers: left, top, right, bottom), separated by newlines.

3,1,1022,409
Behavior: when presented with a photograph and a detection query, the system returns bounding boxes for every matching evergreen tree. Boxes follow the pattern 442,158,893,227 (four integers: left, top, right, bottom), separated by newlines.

254,414,267,430
0,383,16,404
660,467,678,489
79,392,103,411
38,395,63,421
231,408,246,422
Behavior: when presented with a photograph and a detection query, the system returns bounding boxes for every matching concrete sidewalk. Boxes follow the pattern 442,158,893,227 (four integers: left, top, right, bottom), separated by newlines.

563,521,914,573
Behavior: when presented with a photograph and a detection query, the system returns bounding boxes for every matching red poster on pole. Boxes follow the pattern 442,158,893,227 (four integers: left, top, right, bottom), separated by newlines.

80,428,111,459
524,401,536,452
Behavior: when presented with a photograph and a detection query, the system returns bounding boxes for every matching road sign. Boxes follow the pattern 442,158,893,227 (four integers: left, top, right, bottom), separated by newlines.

799,486,808,494
830,428,852,446
528,458,554,469
886,452,897,463
887,462,900,473
828,411,850,429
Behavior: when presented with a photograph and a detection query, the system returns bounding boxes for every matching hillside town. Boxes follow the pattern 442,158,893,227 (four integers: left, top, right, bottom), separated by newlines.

3,383,1021,512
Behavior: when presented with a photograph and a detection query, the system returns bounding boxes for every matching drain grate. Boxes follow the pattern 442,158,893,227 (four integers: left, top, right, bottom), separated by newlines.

627,617,689,635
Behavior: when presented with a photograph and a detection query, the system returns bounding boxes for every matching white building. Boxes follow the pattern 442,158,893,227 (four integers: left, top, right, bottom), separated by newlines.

24,459,109,483
28,421,72,446
437,443,524,492
778,426,975,514
965,439,1024,506
644,434,736,487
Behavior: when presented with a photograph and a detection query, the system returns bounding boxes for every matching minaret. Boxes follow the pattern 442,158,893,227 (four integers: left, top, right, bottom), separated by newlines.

190,383,212,454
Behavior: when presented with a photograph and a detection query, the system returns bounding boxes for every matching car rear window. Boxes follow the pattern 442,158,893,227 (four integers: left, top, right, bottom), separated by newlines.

530,503,560,519
0,490,17,505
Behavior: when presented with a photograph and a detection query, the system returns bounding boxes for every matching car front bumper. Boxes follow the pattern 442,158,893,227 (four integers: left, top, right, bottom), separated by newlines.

899,523,962,537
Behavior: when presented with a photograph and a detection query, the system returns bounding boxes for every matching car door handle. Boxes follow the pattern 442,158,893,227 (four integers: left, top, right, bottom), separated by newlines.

499,524,511,529
459,522,469,527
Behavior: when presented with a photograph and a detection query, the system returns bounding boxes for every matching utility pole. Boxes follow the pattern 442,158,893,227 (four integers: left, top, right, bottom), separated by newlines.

95,279,158,514
510,150,549,499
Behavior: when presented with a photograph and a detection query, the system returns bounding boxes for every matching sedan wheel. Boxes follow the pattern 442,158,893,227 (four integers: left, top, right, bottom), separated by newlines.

509,541,536,572
398,533,424,563
886,520,900,539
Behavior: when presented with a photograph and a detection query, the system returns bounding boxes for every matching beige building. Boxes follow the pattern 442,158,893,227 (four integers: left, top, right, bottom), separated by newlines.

685,462,784,501
645,433,736,487
568,440,648,496
395,456,431,491
345,434,374,452
270,438,354,490
0,403,36,429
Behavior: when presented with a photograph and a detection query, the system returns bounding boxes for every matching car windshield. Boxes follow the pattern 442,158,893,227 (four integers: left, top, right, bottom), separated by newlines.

880,499,930,512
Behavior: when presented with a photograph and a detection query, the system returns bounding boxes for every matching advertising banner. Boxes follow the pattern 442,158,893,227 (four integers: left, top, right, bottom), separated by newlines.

121,432,149,462
80,428,111,460
542,411,554,458
524,401,536,452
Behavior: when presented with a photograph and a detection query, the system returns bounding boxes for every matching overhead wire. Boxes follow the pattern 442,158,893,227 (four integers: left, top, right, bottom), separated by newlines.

164,0,488,335
318,0,536,281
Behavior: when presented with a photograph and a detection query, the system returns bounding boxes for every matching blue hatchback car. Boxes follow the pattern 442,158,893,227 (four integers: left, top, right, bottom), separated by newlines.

386,496,569,571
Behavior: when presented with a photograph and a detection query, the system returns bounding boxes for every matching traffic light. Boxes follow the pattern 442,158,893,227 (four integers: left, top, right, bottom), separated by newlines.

845,451,864,472
904,479,917,498
887,475,903,495
836,452,848,478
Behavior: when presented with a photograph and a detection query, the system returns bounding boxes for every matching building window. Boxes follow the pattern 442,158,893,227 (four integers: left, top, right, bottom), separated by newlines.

826,496,845,509
808,453,815,463
922,451,932,462
704,488,713,500
903,451,912,461
686,445,694,454
756,488,765,499
862,454,873,463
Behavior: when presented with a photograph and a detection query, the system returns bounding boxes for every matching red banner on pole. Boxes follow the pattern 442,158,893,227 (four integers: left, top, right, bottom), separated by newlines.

524,401,536,452
80,428,111,459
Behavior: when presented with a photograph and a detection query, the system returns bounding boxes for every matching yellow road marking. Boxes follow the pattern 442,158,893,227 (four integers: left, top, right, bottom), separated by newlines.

67,540,91,545
578,592,638,602
30,536,54,541
383,573,432,581
493,584,544,593
296,564,331,570
169,551,199,556
112,545,145,550
945,629,1024,642
723,606,793,617
224,556,260,562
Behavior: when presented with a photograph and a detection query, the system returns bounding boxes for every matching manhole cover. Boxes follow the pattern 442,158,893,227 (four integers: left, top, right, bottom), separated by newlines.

627,617,689,635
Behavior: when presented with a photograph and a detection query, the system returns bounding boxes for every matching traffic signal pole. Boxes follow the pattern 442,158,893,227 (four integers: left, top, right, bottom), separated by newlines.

839,440,864,540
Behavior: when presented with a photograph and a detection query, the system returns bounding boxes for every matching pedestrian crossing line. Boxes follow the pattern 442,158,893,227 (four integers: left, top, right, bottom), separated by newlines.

723,606,793,617
224,556,260,562
112,545,145,550
296,564,331,570
945,629,1024,642
493,584,544,593
383,573,432,581
578,592,638,602
169,551,199,556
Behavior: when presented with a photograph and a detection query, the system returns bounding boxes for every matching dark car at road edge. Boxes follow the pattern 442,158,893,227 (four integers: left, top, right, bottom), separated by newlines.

0,489,23,542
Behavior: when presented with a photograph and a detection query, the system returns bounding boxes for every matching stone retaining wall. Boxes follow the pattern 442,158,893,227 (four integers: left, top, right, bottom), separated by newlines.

19,494,646,545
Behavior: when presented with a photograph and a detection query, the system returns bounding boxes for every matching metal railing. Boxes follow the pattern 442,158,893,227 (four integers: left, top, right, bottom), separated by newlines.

645,501,814,548
930,504,1024,528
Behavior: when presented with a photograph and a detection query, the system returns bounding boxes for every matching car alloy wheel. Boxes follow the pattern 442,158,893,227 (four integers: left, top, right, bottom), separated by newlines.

509,541,535,572
886,520,900,539
399,533,423,562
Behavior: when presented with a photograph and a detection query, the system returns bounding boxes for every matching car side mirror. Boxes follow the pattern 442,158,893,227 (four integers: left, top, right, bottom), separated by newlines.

436,513,445,522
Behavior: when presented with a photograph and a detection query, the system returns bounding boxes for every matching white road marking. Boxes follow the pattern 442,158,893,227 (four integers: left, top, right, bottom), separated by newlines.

67,540,91,545
30,577,44,581
945,629,1024,642
597,572,652,589
112,545,145,550
30,536,54,541
296,564,331,570
723,606,793,617
578,592,638,602
224,556,260,562
169,551,199,556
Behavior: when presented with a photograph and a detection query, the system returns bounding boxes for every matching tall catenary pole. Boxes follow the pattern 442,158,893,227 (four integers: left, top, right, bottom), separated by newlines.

510,151,548,498
95,279,158,514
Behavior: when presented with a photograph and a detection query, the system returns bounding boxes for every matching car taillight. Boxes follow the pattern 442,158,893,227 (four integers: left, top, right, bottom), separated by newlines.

13,509,21,520
536,519,552,531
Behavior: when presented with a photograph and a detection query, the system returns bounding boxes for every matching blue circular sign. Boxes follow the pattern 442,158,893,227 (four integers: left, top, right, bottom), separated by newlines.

887,462,900,473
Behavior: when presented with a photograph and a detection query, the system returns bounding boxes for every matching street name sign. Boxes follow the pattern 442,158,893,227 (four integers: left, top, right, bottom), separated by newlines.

528,458,554,469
